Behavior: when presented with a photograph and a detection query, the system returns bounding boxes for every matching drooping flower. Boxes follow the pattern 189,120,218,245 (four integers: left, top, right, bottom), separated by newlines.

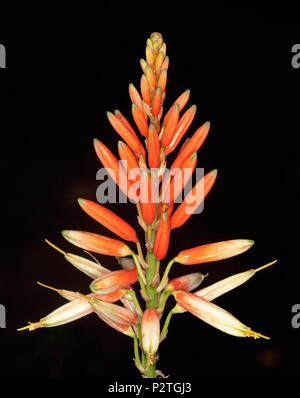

18,31,275,380
90,268,138,295
141,308,160,367
173,290,269,339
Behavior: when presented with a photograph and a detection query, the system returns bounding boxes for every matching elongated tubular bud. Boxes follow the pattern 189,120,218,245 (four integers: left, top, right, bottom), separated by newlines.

95,311,135,337
163,90,190,126
148,124,160,169
90,268,138,295
153,213,170,260
161,104,179,147
161,55,169,71
89,297,138,326
170,169,217,230
170,122,210,171
194,260,277,302
157,202,173,219
146,45,154,66
165,105,197,155
168,152,197,203
151,88,162,116
129,83,144,113
118,141,140,185
38,282,125,304
140,169,156,224
93,139,136,201
106,112,145,157
18,298,94,331
145,65,156,89
65,253,110,279
174,290,269,339
78,198,138,242
154,51,165,75
132,104,148,137
114,110,139,140
157,69,167,93
166,272,206,292
62,230,132,257
175,239,254,265
140,58,147,73
141,308,160,361
140,74,151,105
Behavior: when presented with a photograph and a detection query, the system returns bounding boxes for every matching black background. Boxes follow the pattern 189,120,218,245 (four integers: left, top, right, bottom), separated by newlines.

0,2,298,390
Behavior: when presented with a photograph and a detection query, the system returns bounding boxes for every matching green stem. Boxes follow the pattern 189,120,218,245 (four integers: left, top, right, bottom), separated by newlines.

124,289,143,315
160,308,175,341
133,335,142,369
158,290,172,310
157,258,176,292
130,252,147,293
145,250,158,309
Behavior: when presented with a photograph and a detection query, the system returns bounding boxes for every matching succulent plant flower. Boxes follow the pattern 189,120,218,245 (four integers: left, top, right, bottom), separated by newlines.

141,308,160,368
166,272,206,292
175,239,254,265
19,31,275,379
18,296,94,331
78,198,138,242
173,290,269,339
90,268,138,295
62,230,132,257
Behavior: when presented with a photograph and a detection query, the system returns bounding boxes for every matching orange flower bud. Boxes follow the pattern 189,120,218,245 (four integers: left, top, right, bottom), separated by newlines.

107,111,144,157
94,289,127,303
165,105,197,155
145,65,156,89
148,124,160,169
166,272,206,292
170,169,217,229
78,198,138,242
161,55,169,71
168,152,197,203
161,104,179,147
118,141,139,172
157,69,167,92
153,212,170,260
129,83,143,113
140,74,151,105
170,122,210,171
163,89,190,125
140,169,156,224
151,87,162,116
154,51,165,75
90,268,138,294
132,104,148,137
175,239,254,265
62,230,132,257
94,138,136,201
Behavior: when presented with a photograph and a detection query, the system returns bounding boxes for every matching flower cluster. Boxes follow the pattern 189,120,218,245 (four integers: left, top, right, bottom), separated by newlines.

18,32,275,378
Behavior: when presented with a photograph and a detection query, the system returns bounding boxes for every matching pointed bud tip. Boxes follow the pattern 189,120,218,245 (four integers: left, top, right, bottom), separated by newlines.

61,230,69,238
77,198,85,206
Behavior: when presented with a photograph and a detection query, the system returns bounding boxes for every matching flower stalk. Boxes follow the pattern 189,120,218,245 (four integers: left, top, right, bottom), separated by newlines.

18,31,275,379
